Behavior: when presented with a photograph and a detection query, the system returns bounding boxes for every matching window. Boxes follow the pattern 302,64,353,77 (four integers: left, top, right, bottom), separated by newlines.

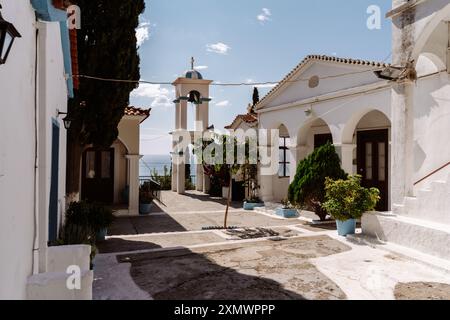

279,137,290,178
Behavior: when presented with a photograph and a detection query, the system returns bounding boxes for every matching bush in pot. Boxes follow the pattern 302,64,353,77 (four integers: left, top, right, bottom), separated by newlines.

139,182,154,215
322,175,380,236
64,201,114,242
90,204,114,241
288,142,347,221
275,198,299,218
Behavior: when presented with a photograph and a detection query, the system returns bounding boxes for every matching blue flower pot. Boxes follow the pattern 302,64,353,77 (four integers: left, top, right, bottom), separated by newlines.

336,219,356,236
139,203,153,215
96,228,108,242
243,202,265,211
275,208,299,218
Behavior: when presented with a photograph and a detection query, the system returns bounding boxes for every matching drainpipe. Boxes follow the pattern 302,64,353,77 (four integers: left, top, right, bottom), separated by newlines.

32,21,39,275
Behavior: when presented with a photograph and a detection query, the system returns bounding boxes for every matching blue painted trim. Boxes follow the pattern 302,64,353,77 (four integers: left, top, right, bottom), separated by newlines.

51,117,60,128
31,0,67,22
31,0,74,98
59,22,74,98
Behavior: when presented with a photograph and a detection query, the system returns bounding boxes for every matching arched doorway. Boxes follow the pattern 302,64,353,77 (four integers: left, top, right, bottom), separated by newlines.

350,110,391,211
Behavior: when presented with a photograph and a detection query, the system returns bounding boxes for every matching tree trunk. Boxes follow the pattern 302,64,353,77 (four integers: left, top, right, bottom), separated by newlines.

224,173,232,228
66,133,83,204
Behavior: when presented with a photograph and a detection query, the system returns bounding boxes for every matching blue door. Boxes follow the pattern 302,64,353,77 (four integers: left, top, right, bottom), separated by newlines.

49,120,60,243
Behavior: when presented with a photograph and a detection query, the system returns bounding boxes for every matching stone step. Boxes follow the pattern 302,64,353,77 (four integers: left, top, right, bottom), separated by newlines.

362,212,450,261
47,245,91,273
27,270,93,300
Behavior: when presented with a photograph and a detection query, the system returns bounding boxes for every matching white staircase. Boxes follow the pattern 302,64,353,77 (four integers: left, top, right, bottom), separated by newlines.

393,174,450,225
362,174,450,261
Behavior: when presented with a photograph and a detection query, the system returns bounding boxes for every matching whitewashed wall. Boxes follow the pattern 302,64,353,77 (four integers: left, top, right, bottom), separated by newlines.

0,0,37,300
0,0,68,299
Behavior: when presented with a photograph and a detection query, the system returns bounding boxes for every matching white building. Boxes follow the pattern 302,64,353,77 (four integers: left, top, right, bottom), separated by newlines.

254,0,450,260
0,0,92,299
80,106,150,216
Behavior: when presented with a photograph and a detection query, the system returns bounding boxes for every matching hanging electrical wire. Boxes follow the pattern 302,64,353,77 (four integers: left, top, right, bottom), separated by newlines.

71,64,389,87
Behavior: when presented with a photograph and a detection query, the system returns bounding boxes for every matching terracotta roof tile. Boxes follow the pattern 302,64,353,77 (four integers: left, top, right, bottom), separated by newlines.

256,54,391,109
124,106,151,118
225,113,258,129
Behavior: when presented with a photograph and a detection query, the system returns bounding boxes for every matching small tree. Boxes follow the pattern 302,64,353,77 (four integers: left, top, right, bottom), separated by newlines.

198,134,252,228
252,87,260,107
288,142,347,221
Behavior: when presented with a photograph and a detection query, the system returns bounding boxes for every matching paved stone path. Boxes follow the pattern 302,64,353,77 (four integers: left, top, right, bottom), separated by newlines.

93,191,450,300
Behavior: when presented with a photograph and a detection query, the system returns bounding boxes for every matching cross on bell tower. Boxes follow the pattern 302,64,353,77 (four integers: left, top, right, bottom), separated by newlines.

171,58,213,194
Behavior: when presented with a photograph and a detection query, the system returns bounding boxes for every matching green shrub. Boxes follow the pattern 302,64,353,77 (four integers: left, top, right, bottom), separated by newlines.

322,175,380,221
65,201,114,234
288,142,347,221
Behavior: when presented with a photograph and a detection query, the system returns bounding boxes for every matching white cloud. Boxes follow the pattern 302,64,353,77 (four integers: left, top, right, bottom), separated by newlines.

215,100,230,107
136,21,151,46
194,65,208,70
131,84,173,108
151,96,173,108
245,78,277,88
257,8,272,23
206,42,231,55
255,83,277,88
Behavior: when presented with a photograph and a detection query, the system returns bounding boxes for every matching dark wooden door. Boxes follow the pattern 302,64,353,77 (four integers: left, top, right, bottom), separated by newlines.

232,179,245,202
82,148,114,204
357,130,389,211
314,133,333,149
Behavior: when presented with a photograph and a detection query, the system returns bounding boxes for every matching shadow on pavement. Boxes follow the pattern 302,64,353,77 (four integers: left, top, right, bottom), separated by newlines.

117,247,307,300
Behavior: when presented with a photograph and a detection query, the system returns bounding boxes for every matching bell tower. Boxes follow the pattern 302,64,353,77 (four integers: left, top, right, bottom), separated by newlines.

171,58,213,194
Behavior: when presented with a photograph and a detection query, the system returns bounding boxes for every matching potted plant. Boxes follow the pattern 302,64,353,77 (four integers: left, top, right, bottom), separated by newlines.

243,196,265,210
63,201,114,242
90,204,114,242
322,175,380,236
275,198,299,218
139,182,154,215
243,176,264,210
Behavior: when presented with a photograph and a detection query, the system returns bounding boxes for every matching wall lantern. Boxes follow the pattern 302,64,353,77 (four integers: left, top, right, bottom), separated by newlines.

0,4,22,65
373,66,404,81
57,110,73,130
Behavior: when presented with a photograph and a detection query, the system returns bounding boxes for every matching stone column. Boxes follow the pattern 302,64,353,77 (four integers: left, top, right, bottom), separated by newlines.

289,145,309,182
390,0,416,206
175,101,188,194
196,164,204,191
126,155,142,215
339,143,355,175
392,82,414,205
195,104,207,192
177,160,186,194
288,146,299,184
259,136,276,203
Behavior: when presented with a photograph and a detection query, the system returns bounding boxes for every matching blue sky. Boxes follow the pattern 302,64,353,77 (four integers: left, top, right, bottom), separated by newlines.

130,0,392,155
